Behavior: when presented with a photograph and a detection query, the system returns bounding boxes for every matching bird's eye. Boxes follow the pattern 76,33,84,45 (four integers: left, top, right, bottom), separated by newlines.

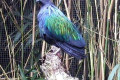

36,1,44,10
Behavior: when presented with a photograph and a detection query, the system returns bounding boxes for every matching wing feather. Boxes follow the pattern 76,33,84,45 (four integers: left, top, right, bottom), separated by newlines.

38,4,86,47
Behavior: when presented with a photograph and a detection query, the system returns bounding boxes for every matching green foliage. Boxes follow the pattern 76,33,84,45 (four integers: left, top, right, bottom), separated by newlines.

18,65,27,80
18,65,45,80
108,64,120,80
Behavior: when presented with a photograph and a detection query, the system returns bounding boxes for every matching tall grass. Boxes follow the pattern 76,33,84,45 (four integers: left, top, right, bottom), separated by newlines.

0,0,120,80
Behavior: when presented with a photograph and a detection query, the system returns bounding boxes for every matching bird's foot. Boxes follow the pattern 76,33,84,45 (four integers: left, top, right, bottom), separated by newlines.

51,45,62,58
51,45,60,54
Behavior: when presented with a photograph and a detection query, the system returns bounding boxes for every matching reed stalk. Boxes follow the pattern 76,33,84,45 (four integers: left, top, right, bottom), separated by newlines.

20,0,24,69
63,0,71,71
0,0,120,79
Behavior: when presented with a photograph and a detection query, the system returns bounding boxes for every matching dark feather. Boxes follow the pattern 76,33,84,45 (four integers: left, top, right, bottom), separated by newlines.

55,42,86,59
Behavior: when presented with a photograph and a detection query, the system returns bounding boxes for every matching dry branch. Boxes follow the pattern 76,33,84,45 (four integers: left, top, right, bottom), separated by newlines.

40,46,78,80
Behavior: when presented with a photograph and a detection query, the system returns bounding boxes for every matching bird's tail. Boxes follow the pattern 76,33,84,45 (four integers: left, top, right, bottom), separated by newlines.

55,42,86,59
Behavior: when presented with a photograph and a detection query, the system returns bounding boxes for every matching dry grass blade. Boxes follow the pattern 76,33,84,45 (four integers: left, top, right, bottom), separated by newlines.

0,65,10,80
0,0,120,80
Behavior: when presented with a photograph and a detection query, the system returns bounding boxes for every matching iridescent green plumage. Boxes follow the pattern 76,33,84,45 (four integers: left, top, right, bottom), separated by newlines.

37,0,86,59
45,13,81,41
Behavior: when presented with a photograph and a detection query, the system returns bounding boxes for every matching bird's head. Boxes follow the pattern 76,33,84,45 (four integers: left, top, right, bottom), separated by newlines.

36,0,51,5
36,0,51,10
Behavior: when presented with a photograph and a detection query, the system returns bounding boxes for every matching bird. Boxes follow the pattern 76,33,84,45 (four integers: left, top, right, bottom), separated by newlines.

36,0,86,59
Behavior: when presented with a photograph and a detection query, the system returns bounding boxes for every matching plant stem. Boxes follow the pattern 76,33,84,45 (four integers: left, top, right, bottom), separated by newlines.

21,0,24,69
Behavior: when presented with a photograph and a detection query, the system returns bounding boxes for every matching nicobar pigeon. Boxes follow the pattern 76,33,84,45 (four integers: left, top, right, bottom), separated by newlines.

36,0,86,59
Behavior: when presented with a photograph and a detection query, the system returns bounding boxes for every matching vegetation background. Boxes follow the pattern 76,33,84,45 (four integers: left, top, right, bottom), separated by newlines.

0,0,120,80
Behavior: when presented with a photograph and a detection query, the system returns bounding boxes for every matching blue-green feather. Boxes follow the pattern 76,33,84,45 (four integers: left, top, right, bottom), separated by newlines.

37,2,86,59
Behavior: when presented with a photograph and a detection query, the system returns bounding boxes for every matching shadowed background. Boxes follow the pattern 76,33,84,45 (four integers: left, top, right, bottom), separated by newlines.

0,0,120,80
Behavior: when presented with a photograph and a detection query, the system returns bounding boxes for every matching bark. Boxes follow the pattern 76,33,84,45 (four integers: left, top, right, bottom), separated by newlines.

40,46,79,80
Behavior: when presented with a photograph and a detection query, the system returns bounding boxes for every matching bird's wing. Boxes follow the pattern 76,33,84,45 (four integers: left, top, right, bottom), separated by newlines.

38,5,86,47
